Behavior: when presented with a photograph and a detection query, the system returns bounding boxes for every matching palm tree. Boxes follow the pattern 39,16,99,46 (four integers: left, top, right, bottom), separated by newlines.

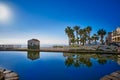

79,29,83,45
81,28,88,46
70,32,75,46
65,26,72,46
97,29,106,45
65,26,75,46
86,26,92,44
73,26,80,45
92,34,99,45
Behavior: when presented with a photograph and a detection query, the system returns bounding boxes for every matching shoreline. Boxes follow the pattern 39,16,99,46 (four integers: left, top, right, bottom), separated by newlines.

0,47,120,54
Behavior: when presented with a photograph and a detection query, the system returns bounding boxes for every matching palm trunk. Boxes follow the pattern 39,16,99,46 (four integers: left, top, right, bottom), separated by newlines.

101,35,104,45
83,39,85,46
88,33,90,44
102,39,103,45
82,42,84,46
77,37,79,45
79,36,81,45
95,39,97,45
77,33,79,45
69,38,71,46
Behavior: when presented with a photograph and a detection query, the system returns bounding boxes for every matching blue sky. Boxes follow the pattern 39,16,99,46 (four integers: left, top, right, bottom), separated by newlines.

0,0,120,45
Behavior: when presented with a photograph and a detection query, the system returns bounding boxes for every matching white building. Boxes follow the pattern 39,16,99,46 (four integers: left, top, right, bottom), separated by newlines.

106,27,120,45
112,27,120,44
28,39,40,49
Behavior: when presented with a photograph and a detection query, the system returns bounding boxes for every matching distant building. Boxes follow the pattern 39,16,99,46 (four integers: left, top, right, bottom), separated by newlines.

106,27,120,45
112,27,120,44
28,39,40,49
106,32,112,45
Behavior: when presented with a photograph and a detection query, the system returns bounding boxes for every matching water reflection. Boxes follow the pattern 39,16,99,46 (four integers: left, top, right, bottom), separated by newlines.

27,51,40,60
118,55,120,65
63,53,120,67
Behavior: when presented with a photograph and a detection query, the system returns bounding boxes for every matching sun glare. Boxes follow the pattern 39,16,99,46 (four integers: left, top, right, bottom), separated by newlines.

0,3,12,24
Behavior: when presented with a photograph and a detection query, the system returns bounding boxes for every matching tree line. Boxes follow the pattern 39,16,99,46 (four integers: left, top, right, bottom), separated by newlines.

65,26,106,46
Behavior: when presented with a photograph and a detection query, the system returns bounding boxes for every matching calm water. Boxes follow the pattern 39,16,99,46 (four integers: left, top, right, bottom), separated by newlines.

0,51,120,80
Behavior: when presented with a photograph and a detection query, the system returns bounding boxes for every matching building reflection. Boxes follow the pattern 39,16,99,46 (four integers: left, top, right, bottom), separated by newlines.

27,51,40,60
63,53,119,67
117,55,120,65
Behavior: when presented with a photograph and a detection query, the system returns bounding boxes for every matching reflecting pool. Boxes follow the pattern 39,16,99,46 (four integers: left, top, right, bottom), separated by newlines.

0,51,120,80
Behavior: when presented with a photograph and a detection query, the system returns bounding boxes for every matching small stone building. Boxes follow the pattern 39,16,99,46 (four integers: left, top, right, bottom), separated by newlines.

28,39,40,49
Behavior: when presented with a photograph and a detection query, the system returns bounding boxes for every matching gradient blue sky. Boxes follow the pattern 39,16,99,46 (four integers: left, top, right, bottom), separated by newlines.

0,0,120,45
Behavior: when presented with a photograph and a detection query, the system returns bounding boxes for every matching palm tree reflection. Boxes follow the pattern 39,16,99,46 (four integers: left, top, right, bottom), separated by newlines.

63,53,118,68
98,58,107,65
65,57,74,67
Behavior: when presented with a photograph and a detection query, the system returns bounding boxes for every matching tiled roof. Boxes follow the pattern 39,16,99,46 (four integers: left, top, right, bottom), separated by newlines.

28,39,40,42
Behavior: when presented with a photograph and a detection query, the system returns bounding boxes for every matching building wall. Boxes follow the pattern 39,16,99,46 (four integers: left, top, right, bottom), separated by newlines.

112,27,120,43
28,39,40,49
106,32,112,45
106,27,120,45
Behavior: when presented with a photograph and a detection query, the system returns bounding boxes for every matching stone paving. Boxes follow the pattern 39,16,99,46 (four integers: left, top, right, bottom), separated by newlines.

100,70,120,80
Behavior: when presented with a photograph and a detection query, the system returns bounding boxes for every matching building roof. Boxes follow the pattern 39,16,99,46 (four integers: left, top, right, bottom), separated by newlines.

116,27,120,32
28,39,40,42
